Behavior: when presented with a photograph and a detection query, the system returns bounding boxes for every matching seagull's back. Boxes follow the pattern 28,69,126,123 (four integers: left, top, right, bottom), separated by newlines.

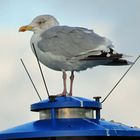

37,26,111,58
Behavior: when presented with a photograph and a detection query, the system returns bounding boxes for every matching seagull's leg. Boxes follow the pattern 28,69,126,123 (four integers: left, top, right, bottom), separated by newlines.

62,71,67,96
57,71,67,96
69,71,74,96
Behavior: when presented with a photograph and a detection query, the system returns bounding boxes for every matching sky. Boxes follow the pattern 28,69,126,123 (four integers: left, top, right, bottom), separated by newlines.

0,0,140,131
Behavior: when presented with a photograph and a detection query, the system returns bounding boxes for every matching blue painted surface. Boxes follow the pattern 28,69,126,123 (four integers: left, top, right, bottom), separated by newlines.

31,96,102,111
0,96,140,139
0,119,140,139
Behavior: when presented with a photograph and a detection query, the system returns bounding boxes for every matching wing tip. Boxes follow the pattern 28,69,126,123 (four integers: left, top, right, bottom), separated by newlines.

104,59,133,66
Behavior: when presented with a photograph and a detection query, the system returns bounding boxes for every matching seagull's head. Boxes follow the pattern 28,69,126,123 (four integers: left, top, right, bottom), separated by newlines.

19,15,59,33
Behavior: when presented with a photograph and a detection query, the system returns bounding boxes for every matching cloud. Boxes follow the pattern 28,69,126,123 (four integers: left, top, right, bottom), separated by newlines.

1,26,140,130
0,1,140,131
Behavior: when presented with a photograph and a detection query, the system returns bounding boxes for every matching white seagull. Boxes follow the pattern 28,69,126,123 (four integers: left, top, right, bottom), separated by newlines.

19,15,131,96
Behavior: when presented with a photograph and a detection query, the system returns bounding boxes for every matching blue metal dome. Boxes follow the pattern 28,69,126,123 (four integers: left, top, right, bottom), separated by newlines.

0,96,140,139
31,96,102,111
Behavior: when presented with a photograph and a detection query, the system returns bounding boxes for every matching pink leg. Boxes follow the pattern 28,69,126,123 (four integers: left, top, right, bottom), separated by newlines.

57,71,67,96
69,71,74,96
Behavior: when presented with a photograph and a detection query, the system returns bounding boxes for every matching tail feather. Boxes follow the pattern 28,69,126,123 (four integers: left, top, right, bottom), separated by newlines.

78,46,132,66
103,59,133,66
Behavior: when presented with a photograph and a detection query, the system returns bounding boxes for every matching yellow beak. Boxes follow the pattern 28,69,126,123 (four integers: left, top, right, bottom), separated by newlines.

19,25,33,32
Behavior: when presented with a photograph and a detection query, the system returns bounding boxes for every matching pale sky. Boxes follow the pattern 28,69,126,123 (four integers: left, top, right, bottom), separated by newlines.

0,0,140,131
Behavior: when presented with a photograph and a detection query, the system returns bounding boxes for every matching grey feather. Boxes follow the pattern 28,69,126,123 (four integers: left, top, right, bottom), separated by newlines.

38,26,112,59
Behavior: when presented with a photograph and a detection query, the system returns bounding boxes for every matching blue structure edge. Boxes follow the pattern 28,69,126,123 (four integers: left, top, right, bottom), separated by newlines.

0,96,140,139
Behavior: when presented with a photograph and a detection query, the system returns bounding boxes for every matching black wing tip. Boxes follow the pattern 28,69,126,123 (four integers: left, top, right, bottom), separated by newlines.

104,59,133,66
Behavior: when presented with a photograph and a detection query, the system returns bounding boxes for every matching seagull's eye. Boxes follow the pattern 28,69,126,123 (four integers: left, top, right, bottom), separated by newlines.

38,21,42,24
38,20,46,24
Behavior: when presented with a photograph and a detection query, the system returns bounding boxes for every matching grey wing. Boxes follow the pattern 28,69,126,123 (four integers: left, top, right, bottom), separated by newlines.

37,26,112,59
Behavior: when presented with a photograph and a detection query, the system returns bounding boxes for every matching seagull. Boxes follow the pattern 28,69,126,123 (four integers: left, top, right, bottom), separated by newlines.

19,15,131,96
